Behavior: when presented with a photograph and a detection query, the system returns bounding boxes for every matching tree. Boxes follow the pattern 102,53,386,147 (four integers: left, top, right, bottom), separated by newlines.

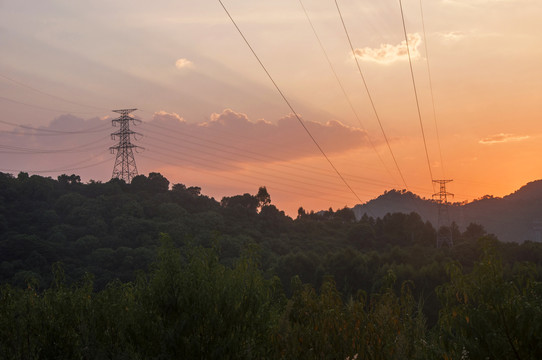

221,193,259,214
297,206,306,219
130,172,169,193
436,242,542,359
347,222,376,248
187,186,201,196
57,174,81,186
148,172,169,192
334,207,356,223
462,222,487,242
256,186,271,207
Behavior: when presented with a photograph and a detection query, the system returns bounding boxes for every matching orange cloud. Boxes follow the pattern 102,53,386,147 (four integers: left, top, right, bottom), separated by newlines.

479,133,530,145
147,109,375,168
353,33,421,64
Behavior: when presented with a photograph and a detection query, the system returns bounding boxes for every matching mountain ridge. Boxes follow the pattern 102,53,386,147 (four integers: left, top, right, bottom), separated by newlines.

352,179,542,243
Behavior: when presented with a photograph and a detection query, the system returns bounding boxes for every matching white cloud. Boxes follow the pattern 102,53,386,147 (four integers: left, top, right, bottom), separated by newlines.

175,58,193,69
438,29,500,43
479,133,530,145
353,33,422,64
439,31,468,42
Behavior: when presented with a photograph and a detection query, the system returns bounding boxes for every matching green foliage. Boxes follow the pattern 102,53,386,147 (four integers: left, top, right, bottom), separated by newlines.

436,240,542,359
1,234,542,358
272,275,427,360
0,236,281,359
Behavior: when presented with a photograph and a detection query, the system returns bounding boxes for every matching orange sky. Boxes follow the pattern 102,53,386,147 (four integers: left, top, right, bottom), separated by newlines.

1,0,541,216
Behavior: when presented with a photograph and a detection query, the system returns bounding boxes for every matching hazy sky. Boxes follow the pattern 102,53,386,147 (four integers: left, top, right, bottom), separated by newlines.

1,0,541,215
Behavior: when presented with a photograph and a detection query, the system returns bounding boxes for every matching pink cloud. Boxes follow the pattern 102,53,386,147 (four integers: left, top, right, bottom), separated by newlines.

145,109,375,168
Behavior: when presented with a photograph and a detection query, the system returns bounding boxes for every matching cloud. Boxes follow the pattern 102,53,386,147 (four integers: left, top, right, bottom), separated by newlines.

175,58,193,69
353,33,422,64
479,133,530,145
0,114,112,180
438,30,500,43
146,109,374,169
439,31,468,42
152,110,185,123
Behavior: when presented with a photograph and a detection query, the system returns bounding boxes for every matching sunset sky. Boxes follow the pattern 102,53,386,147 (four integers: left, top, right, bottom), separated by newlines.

1,0,541,216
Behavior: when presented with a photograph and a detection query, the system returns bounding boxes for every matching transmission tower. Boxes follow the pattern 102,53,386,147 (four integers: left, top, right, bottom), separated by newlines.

109,108,143,183
433,179,454,248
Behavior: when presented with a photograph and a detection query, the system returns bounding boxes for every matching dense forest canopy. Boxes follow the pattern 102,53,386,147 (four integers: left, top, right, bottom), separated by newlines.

1,171,542,358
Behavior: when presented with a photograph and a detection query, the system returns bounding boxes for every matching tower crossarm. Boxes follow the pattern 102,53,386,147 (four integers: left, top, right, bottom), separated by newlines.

432,179,454,204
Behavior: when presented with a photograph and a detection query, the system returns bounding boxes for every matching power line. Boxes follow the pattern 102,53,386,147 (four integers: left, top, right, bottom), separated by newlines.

140,152,359,210
142,131,362,197
0,95,103,115
141,125,433,214
143,120,395,190
0,74,109,112
139,150,356,204
419,0,445,178
0,156,111,175
142,121,396,199
142,120,418,215
148,114,392,176
298,0,401,188
143,125,417,198
398,0,434,186
0,136,109,154
218,0,365,205
334,0,409,190
0,118,109,135
141,109,435,193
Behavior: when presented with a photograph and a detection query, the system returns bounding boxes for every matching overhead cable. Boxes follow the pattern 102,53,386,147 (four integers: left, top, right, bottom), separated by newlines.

335,0,409,190
218,0,365,204
419,0,446,178
398,0,434,186
143,120,395,190
0,95,104,115
0,118,109,135
0,74,108,112
298,0,400,187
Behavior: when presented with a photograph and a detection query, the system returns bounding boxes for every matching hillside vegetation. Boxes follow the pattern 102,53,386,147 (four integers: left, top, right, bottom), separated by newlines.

1,171,542,359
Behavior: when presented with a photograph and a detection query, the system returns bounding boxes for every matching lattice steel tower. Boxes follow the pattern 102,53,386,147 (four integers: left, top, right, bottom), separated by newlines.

109,109,143,183
433,179,454,248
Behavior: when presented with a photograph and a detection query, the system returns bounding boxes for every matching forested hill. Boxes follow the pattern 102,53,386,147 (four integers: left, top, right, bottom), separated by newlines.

352,180,542,243
1,169,540,294
2,171,542,358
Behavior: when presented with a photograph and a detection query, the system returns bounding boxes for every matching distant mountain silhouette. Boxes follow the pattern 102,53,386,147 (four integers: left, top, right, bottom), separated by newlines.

352,180,542,243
